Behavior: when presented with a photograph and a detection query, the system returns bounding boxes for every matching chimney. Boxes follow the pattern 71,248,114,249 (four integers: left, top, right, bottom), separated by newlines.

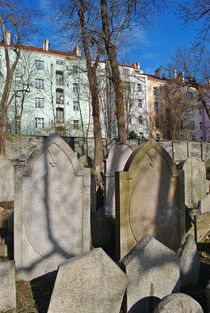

155,68,161,78
74,45,81,57
133,62,140,69
5,31,11,45
174,69,177,79
177,71,185,82
43,39,49,51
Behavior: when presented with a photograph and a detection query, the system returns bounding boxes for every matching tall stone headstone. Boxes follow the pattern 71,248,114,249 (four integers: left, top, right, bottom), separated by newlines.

48,248,127,313
121,235,180,313
116,139,184,260
105,143,133,217
0,260,16,312
0,155,14,203
181,157,207,209
188,142,202,159
173,141,188,161
153,293,204,313
14,134,91,280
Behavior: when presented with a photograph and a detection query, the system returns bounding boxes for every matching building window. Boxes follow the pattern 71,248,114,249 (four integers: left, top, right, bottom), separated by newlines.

190,134,196,141
138,99,142,108
154,102,159,111
56,71,64,86
199,107,202,115
35,97,44,108
124,82,130,92
190,120,195,130
35,78,44,89
137,83,142,92
56,59,64,65
35,60,44,70
56,89,64,104
139,115,143,125
73,83,79,93
35,117,44,128
123,68,129,76
155,117,160,127
73,65,79,74
56,108,64,123
15,96,21,105
73,101,79,111
73,120,80,129
188,108,194,118
200,122,203,130
153,87,158,97
15,76,21,86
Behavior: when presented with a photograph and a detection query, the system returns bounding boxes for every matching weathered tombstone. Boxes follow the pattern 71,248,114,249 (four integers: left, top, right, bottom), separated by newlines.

173,141,188,161
0,260,16,312
178,234,200,286
181,158,207,209
14,134,91,280
105,143,133,217
188,141,202,159
48,248,127,313
0,155,14,202
116,139,184,260
153,293,204,313
121,235,180,313
199,193,210,213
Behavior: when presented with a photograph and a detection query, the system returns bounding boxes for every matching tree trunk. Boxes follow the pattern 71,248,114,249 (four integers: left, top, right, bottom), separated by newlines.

0,109,7,155
101,0,127,143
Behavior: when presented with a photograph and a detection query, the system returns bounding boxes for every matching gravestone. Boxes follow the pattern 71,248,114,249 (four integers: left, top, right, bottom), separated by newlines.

173,142,188,161
105,143,133,217
0,155,14,202
0,260,16,312
178,234,200,286
14,134,91,280
48,248,127,313
188,142,202,159
181,158,207,209
121,235,180,313
116,139,184,260
199,194,210,213
153,293,204,313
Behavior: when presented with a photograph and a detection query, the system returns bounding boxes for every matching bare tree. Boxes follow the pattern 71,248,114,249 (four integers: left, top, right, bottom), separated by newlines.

0,0,35,154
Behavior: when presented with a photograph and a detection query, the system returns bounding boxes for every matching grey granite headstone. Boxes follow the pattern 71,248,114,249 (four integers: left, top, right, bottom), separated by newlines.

182,158,207,209
0,260,16,311
116,139,184,260
121,235,180,313
178,234,200,286
153,293,204,313
173,142,188,161
0,155,14,202
48,248,127,313
14,134,91,280
105,143,133,217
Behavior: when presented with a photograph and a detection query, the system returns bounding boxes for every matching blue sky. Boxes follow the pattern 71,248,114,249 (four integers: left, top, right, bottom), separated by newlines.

25,0,208,75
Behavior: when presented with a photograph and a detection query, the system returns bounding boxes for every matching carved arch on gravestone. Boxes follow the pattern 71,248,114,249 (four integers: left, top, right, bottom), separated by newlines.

116,139,181,259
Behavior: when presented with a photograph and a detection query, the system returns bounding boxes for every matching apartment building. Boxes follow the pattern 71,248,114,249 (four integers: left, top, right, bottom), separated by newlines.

0,35,91,137
147,69,209,142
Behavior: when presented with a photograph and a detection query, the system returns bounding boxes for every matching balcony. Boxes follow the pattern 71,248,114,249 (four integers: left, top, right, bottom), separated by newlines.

56,71,64,87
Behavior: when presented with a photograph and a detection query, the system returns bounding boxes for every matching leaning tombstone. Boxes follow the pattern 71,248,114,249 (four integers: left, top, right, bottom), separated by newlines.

104,143,133,218
48,248,127,313
14,134,91,280
178,234,200,286
121,235,180,313
0,260,16,312
153,293,204,313
116,139,184,260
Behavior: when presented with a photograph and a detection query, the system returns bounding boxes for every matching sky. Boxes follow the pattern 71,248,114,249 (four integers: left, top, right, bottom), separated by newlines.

22,0,209,76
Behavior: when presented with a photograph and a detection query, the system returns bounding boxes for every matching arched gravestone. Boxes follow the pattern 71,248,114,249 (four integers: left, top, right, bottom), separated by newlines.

0,155,14,203
14,134,91,280
181,158,207,209
105,143,133,218
115,139,184,260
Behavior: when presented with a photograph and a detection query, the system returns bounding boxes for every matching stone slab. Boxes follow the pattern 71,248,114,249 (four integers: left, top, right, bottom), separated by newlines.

14,134,91,280
199,194,210,213
121,235,180,313
178,234,200,286
48,248,127,313
0,260,16,311
0,155,14,202
116,139,183,260
173,142,188,161
105,143,133,217
153,293,204,313
188,142,202,159
182,158,207,209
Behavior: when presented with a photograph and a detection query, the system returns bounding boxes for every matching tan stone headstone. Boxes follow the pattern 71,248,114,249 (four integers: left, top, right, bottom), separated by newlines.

116,139,183,260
